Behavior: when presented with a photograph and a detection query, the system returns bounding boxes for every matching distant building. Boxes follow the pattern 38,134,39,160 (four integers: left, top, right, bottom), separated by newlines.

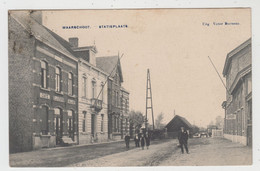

165,115,193,138
96,56,130,140
222,38,252,146
9,11,78,153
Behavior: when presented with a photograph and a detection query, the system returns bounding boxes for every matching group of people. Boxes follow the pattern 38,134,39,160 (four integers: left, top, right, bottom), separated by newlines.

124,127,189,154
124,132,151,150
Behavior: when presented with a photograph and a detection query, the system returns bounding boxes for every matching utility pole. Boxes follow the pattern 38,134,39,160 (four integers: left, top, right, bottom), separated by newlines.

145,69,155,130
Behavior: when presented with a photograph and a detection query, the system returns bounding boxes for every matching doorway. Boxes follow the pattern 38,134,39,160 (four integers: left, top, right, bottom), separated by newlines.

54,108,62,145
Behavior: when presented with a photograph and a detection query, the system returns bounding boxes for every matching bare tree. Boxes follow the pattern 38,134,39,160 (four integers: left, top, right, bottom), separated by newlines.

129,110,145,130
155,112,164,129
215,115,224,129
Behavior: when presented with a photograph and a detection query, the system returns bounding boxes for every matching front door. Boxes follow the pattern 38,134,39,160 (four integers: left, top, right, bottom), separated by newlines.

91,114,95,138
68,110,74,141
54,108,62,145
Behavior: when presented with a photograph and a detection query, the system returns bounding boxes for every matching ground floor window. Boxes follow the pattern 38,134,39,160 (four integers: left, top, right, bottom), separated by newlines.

41,106,49,135
101,114,104,132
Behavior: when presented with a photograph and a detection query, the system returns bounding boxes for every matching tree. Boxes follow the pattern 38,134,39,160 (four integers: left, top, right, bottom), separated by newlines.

155,112,164,129
215,115,224,129
129,110,145,130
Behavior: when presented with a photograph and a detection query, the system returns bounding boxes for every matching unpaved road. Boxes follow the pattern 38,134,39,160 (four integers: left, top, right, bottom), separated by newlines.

70,138,252,167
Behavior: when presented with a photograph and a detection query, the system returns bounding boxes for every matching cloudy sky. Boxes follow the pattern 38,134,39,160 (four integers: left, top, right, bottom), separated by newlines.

43,9,251,127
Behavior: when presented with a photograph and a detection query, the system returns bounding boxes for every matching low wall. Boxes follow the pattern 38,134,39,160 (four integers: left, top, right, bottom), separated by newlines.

32,135,56,150
224,134,247,146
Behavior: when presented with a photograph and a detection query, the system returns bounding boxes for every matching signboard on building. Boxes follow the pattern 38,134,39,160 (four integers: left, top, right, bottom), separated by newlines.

226,114,236,120
53,96,65,102
68,99,76,105
40,92,50,99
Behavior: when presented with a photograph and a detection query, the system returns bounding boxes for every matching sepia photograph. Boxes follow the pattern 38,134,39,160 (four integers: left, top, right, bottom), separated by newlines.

8,8,253,167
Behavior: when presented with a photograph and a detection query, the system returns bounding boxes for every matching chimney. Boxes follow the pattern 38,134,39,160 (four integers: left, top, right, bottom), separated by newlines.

69,37,79,48
30,10,42,24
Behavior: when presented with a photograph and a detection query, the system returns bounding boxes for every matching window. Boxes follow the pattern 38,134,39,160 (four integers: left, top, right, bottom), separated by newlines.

83,76,87,97
101,114,104,132
55,67,61,92
116,92,119,107
68,72,73,95
41,106,49,135
54,108,61,132
101,83,104,101
114,91,116,106
82,111,87,132
67,110,74,139
92,80,96,99
125,99,128,113
247,77,252,94
41,61,48,88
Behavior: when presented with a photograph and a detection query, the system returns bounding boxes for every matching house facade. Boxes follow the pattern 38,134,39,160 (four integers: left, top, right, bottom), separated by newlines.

68,38,109,144
222,38,252,146
96,56,130,140
9,11,78,153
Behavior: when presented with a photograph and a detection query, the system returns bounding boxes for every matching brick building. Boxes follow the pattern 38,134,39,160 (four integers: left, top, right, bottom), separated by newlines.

96,56,130,140
222,38,252,146
68,38,109,144
9,11,78,153
120,87,130,138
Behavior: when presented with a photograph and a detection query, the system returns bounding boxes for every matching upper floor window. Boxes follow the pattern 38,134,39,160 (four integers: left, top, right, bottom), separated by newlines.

247,77,252,94
125,99,128,113
55,67,62,92
101,83,104,101
82,75,87,97
68,72,73,95
116,92,120,107
41,61,48,88
92,80,96,99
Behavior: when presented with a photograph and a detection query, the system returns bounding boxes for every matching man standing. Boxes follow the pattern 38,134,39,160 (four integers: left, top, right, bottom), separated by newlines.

125,133,131,149
134,133,140,147
178,127,189,154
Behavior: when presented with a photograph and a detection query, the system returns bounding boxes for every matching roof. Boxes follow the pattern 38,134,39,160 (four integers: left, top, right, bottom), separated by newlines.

165,115,193,130
9,11,76,59
222,38,251,76
96,56,123,82
43,26,77,57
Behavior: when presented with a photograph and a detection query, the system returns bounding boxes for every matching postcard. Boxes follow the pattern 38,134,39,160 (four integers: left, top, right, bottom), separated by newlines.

8,8,252,167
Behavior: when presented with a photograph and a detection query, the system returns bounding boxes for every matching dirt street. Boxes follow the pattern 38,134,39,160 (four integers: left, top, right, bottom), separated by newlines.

70,138,252,167
10,137,252,167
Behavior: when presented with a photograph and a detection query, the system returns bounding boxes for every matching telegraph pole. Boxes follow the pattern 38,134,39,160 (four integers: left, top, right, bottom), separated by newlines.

145,69,155,130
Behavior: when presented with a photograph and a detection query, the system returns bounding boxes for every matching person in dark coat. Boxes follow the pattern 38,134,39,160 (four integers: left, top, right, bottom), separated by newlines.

178,127,189,154
134,133,140,147
140,134,145,150
125,133,131,149
145,132,151,149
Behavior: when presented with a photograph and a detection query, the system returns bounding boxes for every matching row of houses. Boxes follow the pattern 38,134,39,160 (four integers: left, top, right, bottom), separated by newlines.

222,38,252,146
9,11,130,153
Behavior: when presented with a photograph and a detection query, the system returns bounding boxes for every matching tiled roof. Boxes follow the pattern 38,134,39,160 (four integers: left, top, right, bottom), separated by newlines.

96,56,119,74
43,26,77,57
10,11,75,58
96,56,123,82
222,38,251,76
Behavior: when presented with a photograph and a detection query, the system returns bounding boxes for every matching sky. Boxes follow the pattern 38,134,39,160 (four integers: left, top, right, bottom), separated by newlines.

43,9,251,127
